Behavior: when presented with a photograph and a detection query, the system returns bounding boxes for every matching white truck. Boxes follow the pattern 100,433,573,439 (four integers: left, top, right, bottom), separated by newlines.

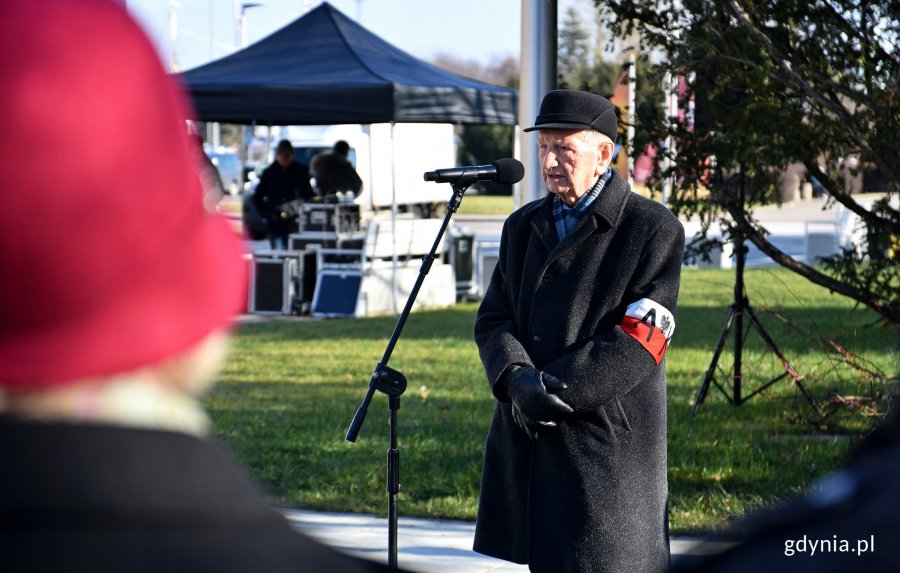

282,122,456,216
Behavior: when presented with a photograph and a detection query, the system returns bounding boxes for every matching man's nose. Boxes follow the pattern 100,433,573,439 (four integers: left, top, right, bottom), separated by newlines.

541,149,557,171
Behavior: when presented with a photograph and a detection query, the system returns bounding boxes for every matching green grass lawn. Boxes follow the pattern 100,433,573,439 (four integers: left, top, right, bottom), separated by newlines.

455,194,514,216
206,267,896,533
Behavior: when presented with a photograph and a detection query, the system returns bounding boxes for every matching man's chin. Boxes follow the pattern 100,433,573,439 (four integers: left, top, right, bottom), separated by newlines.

547,187,571,200
545,183,565,195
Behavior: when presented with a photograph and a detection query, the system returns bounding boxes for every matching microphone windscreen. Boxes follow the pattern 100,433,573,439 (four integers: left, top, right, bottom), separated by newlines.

493,158,525,185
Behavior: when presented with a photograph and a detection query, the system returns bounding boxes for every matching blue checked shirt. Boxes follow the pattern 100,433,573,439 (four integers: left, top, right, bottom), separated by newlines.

552,168,612,241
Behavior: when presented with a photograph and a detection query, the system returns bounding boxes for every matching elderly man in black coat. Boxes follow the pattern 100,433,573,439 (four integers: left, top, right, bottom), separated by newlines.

473,90,685,573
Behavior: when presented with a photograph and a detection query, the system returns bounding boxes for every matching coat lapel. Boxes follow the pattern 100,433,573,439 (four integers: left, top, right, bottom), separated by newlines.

547,214,599,267
528,195,557,253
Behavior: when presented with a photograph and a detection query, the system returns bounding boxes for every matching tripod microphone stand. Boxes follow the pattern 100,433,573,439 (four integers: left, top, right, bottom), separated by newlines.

344,169,497,569
691,165,820,417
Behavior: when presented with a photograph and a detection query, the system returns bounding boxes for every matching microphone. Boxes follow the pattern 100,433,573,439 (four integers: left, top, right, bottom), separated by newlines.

424,158,524,185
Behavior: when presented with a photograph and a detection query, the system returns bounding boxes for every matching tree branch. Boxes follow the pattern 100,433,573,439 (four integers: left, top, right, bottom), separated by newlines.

719,194,899,325
804,161,900,236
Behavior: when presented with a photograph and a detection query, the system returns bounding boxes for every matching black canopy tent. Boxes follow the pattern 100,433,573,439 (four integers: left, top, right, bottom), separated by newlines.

180,2,518,319
179,2,517,126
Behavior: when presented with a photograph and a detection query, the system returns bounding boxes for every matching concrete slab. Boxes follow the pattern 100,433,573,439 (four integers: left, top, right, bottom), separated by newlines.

285,510,730,572
285,510,526,572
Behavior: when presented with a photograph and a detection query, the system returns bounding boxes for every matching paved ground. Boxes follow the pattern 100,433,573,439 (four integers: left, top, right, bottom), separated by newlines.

285,510,733,572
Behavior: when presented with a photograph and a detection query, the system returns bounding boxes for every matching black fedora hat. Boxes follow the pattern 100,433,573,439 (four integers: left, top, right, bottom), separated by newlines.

524,90,618,142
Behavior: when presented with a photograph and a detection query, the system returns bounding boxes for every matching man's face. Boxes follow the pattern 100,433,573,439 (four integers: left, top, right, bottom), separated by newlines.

276,150,293,168
537,129,613,206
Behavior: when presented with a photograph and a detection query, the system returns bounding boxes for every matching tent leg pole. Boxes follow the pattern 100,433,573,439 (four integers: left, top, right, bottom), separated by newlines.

390,121,398,316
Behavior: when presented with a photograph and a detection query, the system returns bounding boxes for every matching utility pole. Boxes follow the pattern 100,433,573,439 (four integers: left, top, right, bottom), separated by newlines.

234,3,262,159
233,0,241,49
660,70,678,205
168,0,181,72
209,0,215,59
239,3,262,47
517,0,557,209
626,52,636,189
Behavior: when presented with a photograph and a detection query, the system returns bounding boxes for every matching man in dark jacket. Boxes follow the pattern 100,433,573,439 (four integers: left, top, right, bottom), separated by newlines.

473,90,685,573
253,139,314,248
310,139,363,201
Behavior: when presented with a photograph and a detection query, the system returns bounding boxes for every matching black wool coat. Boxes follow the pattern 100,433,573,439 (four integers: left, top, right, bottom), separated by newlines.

473,171,685,573
312,152,363,198
0,419,397,573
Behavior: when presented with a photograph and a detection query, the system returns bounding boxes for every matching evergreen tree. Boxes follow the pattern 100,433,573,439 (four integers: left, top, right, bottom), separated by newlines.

597,0,899,325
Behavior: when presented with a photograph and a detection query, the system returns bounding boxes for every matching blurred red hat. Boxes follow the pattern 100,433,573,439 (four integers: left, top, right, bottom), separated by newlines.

0,0,247,388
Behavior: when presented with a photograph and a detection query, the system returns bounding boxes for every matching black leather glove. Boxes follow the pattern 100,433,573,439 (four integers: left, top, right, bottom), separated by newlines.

511,403,539,440
503,366,573,436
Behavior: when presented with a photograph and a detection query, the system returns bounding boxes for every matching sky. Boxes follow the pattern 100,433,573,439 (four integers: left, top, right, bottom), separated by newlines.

126,0,594,72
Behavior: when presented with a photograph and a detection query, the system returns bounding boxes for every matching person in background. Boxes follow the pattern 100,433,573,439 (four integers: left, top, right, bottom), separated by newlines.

192,133,226,210
253,139,314,248
0,2,402,572
310,140,363,201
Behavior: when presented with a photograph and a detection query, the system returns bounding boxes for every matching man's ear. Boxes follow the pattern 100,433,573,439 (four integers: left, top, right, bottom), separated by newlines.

596,140,613,176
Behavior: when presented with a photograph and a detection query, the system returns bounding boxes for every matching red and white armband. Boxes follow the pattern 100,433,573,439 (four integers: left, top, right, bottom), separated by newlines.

619,298,675,365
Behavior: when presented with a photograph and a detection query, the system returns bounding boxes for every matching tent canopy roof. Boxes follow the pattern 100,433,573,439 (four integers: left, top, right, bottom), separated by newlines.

180,2,517,125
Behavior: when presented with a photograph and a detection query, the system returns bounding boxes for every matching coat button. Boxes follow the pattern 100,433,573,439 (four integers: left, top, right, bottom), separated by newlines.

542,274,553,284
532,335,541,343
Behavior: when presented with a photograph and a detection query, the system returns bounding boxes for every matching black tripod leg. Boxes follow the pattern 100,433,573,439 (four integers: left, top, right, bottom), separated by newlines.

692,305,736,417
744,306,796,377
387,397,400,568
745,306,821,415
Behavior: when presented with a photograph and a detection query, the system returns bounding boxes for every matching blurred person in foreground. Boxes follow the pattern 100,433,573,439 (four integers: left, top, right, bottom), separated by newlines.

473,90,684,573
671,405,900,572
310,140,363,201
253,139,314,249
0,2,398,572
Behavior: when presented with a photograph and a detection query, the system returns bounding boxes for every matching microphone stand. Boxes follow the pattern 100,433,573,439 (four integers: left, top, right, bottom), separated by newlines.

345,173,479,569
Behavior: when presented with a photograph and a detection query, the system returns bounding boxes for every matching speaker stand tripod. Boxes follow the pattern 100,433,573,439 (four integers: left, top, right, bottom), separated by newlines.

690,189,820,417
